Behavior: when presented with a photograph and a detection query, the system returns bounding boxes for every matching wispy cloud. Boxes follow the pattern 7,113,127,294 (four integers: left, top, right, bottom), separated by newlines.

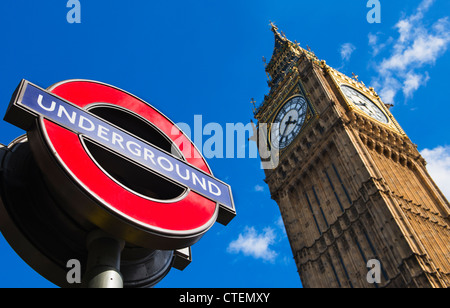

227,226,278,263
254,184,265,192
369,0,450,104
340,43,356,62
369,32,393,56
338,43,356,70
420,145,450,199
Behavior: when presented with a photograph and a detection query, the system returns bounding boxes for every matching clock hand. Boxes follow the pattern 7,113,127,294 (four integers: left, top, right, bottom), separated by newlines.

281,116,292,134
281,118,299,145
285,119,297,126
282,116,299,136
354,98,375,115
279,116,293,145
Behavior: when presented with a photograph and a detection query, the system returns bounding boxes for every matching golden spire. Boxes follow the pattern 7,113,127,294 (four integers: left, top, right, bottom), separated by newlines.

269,21,288,52
269,21,278,32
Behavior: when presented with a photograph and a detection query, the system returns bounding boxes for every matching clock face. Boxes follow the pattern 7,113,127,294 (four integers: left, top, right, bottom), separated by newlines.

341,85,389,124
271,96,307,149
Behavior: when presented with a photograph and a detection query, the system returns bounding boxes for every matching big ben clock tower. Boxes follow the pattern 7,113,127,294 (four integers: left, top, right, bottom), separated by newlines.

255,24,450,288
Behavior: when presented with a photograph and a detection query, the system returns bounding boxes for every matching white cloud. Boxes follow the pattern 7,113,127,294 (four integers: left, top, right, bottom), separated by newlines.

369,32,378,46
227,226,278,262
381,26,450,72
340,43,356,62
369,33,394,57
420,146,450,199
370,0,450,104
368,33,381,56
254,184,265,192
378,76,401,105
402,71,429,98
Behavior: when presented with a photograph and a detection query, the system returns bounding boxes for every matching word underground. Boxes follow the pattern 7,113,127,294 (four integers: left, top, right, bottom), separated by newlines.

14,82,233,210
179,292,270,305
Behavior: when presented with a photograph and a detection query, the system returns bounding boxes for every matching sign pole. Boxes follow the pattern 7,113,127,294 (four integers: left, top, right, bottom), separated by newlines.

83,230,125,288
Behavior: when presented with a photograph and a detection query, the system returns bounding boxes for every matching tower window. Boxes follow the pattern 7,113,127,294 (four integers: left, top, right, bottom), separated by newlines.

332,164,352,206
304,192,322,236
324,168,344,213
312,186,329,228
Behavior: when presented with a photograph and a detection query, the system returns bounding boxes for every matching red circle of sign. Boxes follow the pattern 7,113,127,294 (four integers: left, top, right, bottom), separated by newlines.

43,80,217,236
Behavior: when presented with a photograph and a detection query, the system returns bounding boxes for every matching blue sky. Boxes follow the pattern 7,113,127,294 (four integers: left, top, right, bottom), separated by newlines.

0,0,449,288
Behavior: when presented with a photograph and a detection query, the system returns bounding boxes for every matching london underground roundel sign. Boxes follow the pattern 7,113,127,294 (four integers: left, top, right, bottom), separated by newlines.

4,79,236,249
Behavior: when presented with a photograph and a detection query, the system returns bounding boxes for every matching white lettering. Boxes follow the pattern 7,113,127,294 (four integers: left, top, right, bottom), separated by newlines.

111,132,125,150
37,94,56,112
126,141,142,157
176,164,190,181
208,181,221,196
78,115,95,132
157,156,174,172
179,292,213,305
57,105,77,124
143,148,156,165
192,172,207,191
224,293,231,303
97,125,110,142
171,122,193,159
223,293,270,303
